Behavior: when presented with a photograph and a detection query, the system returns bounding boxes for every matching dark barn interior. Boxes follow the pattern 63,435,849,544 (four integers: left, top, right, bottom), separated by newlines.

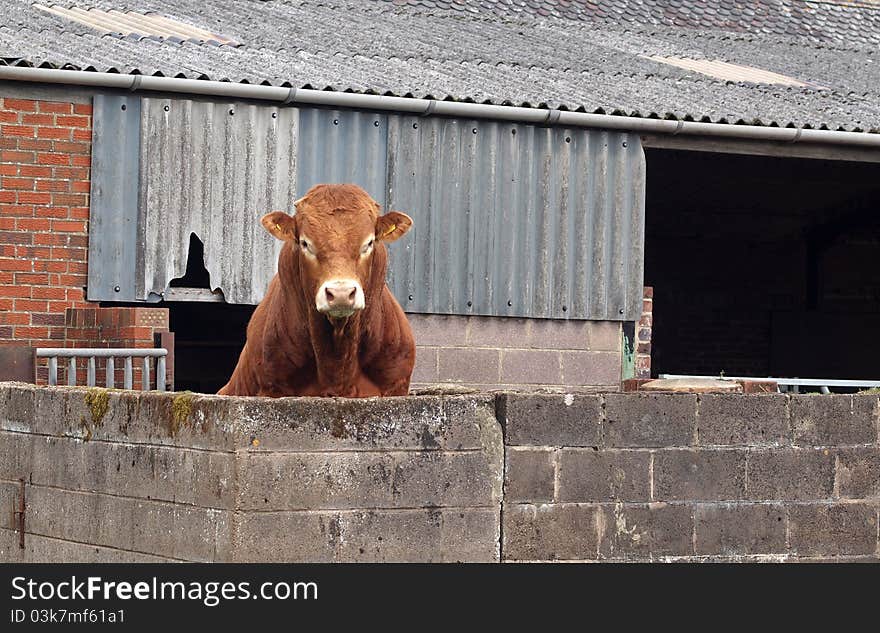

645,148,880,381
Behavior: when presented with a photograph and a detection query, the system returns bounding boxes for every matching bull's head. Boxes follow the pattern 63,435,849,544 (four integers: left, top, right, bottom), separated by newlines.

260,184,412,319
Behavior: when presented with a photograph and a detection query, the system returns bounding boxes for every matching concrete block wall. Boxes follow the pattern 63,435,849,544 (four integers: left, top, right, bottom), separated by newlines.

408,314,622,391
0,383,502,562
501,392,880,561
1,384,876,563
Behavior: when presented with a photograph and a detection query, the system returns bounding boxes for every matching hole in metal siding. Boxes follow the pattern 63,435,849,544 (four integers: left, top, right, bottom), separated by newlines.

511,129,516,135
472,128,477,134
412,123,418,129
565,137,571,143
373,120,380,127
467,301,473,307
271,112,277,118
333,119,339,125
229,108,235,116
163,105,169,112
120,104,126,111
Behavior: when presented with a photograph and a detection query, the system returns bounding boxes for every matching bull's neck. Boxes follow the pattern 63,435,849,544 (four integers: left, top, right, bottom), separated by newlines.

308,310,365,392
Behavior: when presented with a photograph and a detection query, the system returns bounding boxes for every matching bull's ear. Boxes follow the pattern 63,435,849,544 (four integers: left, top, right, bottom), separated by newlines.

260,211,297,241
375,211,413,243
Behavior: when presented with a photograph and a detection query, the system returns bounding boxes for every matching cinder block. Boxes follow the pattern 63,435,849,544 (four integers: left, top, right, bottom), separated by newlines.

653,449,747,501
500,350,562,385
238,450,500,511
587,321,621,352
560,351,620,386
0,528,175,563
499,393,601,447
235,508,499,562
503,503,602,561
747,449,834,501
836,447,880,499
791,395,877,447
438,348,500,383
233,394,498,452
505,448,555,502
695,503,787,555
599,503,694,559
697,394,789,446
24,434,234,508
557,449,651,502
21,485,232,561
406,314,469,347
528,319,591,350
0,382,35,431
468,316,530,348
604,393,696,448
410,347,438,384
788,503,877,557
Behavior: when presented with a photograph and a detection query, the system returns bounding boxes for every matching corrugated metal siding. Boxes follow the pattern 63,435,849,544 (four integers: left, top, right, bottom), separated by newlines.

87,94,141,302
385,116,645,320
89,96,645,320
296,109,388,206
139,98,296,305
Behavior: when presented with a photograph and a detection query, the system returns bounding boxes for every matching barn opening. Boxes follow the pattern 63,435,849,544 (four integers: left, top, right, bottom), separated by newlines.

644,148,880,383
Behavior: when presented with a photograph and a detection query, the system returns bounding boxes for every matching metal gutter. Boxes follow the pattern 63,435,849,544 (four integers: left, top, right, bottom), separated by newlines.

2,66,879,148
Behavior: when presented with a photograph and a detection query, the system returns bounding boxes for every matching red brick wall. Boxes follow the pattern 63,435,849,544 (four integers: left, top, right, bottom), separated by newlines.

636,286,653,379
0,97,91,347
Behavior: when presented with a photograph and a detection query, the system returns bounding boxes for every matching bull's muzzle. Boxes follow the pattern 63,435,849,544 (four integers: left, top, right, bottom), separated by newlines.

316,279,365,318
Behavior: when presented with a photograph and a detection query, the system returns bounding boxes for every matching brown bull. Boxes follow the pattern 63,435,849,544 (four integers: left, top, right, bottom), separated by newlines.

218,184,415,397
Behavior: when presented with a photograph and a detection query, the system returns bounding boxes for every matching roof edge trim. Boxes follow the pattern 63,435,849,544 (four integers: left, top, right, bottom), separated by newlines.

1,66,878,148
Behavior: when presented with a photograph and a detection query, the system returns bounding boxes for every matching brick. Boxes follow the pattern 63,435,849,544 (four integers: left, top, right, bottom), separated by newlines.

17,139,52,151
72,128,92,142
53,141,89,154
599,503,694,559
747,449,835,501
0,257,32,271
18,165,52,178
557,449,651,502
0,164,17,176
1,177,33,190
0,286,30,298
20,113,54,126
1,150,33,163
0,110,18,124
503,504,602,561
604,393,696,447
52,219,87,233
236,508,498,562
501,349,561,384
406,314,469,347
38,102,72,114
468,315,530,348
500,393,602,447
0,192,15,203
56,115,90,128
31,313,65,326
13,326,49,339
73,104,93,115
17,192,51,205
561,351,619,386
2,204,32,215
1,125,35,137
34,205,69,218
654,449,747,501
36,152,70,166
836,447,880,499
697,394,789,446
14,299,48,312
788,504,877,557
36,127,71,140
505,448,555,502
5,99,37,112
791,395,877,447
695,504,787,555
0,231,31,245
438,347,500,384
238,451,499,511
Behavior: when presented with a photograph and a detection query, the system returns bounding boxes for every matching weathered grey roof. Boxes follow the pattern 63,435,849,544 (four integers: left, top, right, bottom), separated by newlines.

2,0,880,132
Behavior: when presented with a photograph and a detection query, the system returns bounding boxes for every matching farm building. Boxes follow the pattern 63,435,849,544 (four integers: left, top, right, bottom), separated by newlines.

2,0,880,393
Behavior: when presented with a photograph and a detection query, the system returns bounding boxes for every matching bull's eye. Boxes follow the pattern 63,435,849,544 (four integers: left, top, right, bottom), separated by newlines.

299,238,315,256
361,239,374,256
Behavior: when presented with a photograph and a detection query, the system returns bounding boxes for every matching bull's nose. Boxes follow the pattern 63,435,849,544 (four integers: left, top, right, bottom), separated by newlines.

316,279,365,317
324,284,357,308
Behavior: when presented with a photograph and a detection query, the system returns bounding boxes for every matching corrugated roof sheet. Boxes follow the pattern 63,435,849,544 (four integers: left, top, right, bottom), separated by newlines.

2,0,880,133
644,56,822,88
34,4,239,45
